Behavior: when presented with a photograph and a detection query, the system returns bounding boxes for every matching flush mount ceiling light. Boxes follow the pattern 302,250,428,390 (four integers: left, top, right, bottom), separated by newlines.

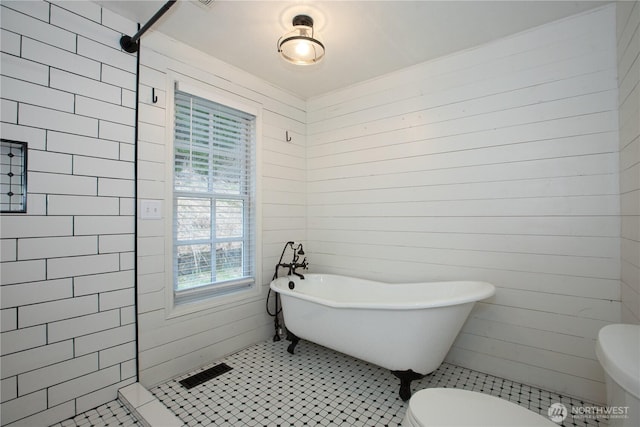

277,14,325,65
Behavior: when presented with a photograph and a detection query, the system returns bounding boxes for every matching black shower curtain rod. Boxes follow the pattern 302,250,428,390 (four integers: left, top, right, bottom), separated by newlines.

120,0,177,53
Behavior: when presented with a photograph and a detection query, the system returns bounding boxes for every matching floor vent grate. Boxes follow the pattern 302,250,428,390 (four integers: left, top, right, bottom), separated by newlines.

179,363,232,390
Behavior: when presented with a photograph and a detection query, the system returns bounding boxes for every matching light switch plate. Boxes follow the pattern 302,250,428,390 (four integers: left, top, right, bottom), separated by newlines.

140,199,162,219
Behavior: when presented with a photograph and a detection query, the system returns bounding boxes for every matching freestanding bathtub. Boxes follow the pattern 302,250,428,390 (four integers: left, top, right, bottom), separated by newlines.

270,274,495,400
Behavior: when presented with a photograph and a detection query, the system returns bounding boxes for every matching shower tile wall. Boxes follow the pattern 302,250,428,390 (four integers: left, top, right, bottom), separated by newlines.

0,1,138,425
306,5,621,404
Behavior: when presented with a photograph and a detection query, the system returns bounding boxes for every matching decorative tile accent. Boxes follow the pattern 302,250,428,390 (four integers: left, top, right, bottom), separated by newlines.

0,139,27,213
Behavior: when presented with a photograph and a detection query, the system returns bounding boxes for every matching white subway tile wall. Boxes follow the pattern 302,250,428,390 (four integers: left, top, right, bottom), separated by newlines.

0,1,138,425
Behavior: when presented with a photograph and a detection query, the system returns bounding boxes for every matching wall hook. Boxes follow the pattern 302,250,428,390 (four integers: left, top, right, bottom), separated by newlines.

151,87,158,104
285,131,292,142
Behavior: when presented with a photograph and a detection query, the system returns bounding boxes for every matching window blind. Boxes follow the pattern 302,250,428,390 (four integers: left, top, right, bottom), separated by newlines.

173,89,257,304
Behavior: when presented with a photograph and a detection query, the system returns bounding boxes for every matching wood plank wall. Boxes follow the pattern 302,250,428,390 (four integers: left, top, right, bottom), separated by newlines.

617,1,640,324
306,5,620,404
136,32,307,387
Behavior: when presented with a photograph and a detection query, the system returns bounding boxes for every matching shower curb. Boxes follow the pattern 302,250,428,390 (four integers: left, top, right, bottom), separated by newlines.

118,383,184,427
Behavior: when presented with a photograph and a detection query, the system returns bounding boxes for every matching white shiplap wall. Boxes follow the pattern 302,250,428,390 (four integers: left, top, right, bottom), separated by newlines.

306,5,620,404
136,32,306,387
0,1,137,425
617,1,640,324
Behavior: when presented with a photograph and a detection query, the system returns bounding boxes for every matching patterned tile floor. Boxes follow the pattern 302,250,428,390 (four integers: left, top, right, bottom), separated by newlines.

54,338,607,427
51,399,140,427
153,339,604,427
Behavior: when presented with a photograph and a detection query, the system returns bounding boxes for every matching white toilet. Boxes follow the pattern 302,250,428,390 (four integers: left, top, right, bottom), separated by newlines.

402,388,557,426
595,323,640,427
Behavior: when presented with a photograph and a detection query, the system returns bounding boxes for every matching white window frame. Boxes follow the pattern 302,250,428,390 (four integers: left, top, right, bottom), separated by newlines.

165,75,262,318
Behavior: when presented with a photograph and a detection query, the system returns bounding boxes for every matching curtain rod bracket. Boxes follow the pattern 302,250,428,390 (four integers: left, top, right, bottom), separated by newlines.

120,0,177,53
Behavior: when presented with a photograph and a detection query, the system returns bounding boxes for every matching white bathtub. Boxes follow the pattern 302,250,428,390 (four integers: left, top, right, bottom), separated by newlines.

270,274,495,400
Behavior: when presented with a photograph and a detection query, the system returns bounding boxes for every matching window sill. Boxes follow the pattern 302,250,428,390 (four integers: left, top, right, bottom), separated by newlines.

165,281,262,320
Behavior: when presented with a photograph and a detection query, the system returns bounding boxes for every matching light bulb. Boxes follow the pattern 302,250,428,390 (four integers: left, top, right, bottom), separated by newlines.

295,41,311,56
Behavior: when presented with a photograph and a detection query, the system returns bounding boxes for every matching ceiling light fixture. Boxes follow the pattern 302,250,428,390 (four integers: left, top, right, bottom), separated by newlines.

277,15,325,65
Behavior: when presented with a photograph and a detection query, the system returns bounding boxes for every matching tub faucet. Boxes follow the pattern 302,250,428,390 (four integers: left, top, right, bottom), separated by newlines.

273,241,308,280
291,256,308,279
289,243,308,279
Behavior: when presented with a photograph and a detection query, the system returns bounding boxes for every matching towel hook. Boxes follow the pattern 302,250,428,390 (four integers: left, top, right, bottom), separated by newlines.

151,87,158,104
285,131,292,142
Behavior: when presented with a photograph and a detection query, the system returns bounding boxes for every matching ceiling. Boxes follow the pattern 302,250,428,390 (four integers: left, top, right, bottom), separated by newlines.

95,0,611,99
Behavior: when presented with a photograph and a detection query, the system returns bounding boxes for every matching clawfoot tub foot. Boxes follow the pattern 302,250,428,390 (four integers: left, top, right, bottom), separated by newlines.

391,369,425,401
286,330,300,354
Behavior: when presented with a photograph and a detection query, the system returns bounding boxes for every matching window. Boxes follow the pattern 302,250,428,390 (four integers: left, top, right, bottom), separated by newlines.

172,86,257,305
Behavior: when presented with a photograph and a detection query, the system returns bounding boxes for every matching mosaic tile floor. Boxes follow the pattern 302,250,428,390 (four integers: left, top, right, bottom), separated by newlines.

51,399,140,427
151,339,605,427
53,338,606,427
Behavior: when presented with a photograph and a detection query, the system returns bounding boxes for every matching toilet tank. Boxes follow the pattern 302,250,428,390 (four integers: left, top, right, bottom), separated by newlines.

595,324,640,427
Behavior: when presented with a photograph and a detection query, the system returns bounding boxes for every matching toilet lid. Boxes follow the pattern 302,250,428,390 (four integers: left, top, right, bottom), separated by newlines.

408,388,557,426
596,324,640,399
